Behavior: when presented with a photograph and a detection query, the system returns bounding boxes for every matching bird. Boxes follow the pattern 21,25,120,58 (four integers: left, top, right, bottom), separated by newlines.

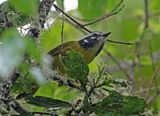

48,31,111,73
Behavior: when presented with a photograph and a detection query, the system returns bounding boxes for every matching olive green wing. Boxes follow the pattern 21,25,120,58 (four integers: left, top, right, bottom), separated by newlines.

48,41,75,57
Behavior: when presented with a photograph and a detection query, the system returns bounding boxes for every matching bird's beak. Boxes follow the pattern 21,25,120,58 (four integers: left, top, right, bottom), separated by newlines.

103,32,111,37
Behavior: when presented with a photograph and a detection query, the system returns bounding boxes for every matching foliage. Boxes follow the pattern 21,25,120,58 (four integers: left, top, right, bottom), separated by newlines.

26,96,72,109
91,91,146,115
60,49,89,87
0,0,160,115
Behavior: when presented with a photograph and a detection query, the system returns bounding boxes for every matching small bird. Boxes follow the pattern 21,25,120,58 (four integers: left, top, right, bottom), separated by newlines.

48,32,111,73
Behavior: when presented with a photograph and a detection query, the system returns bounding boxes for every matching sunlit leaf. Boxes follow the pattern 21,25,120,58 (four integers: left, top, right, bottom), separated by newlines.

56,0,64,8
8,0,38,16
78,0,107,19
140,55,152,65
35,81,79,102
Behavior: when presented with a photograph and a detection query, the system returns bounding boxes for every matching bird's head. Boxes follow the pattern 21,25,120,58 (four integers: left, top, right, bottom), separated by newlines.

79,32,111,56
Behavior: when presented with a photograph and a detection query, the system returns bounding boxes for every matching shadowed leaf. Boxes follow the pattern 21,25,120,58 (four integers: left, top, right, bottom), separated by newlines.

27,96,72,109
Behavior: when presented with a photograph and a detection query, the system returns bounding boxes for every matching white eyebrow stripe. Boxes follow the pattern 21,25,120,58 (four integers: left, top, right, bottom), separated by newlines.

84,39,89,43
91,36,96,40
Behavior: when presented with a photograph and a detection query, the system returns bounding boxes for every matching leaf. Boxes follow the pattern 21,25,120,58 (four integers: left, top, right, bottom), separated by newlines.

0,1,31,27
27,96,72,109
78,0,107,19
91,91,124,115
25,38,42,62
150,0,160,11
140,55,152,65
122,96,147,114
8,0,38,16
56,0,64,8
60,49,89,86
91,91,147,115
35,81,79,102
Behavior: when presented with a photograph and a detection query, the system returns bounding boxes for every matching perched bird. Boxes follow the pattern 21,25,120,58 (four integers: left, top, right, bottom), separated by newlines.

48,32,111,73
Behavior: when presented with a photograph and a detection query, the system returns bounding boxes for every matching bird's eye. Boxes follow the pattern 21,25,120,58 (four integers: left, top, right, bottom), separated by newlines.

92,33,97,37
90,33,98,40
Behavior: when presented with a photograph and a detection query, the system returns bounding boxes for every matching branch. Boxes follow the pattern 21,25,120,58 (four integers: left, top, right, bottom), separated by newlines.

0,71,20,99
143,0,149,29
3,96,32,116
106,50,160,72
46,71,84,91
145,66,160,99
53,4,92,33
103,49,133,81
28,0,55,38
148,90,160,105
106,39,133,45
39,0,56,28
55,16,87,34
83,0,124,26
60,2,65,43
31,112,57,115
53,4,133,46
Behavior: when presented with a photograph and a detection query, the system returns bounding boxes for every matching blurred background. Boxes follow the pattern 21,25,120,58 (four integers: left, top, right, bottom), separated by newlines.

0,0,160,114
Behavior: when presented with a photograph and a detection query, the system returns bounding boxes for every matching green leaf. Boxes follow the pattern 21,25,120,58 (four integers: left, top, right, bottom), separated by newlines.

140,55,152,65
150,0,160,11
91,91,147,115
11,72,39,95
35,81,79,102
0,1,31,28
8,0,38,16
25,38,42,62
60,49,89,86
91,91,124,115
56,0,64,8
27,96,72,109
122,96,147,114
78,0,107,19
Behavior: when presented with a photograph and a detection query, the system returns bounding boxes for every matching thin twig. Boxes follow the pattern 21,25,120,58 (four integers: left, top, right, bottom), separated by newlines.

60,1,65,43
48,72,84,91
148,90,160,105
31,111,57,115
143,0,149,29
55,16,87,34
53,4,92,33
106,39,133,45
106,50,160,73
61,17,64,43
2,96,32,116
145,66,160,99
104,49,133,81
83,0,124,26
133,85,160,95
149,45,155,71
28,0,55,38
53,5,133,46
39,0,56,28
